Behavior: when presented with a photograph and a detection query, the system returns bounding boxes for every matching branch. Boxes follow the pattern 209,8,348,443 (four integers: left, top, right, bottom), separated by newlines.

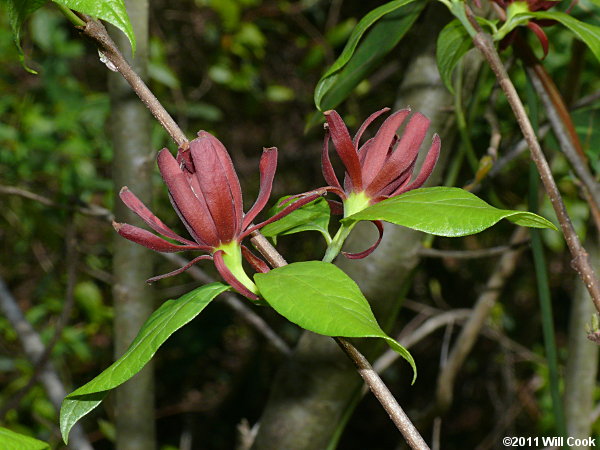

334,338,430,450
72,14,428,446
436,227,528,412
470,29,600,314
78,17,187,148
418,240,529,259
0,276,93,450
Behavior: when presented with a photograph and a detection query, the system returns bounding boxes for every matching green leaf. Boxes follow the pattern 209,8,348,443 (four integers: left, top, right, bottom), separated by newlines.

254,261,416,382
436,19,473,94
3,0,48,72
52,0,136,53
314,0,424,111
343,187,557,236
526,11,600,62
0,427,50,450
260,196,331,243
60,283,228,443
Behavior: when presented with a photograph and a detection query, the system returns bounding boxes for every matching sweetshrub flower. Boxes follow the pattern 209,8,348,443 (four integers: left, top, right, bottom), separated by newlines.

492,0,573,58
318,107,440,259
114,131,322,300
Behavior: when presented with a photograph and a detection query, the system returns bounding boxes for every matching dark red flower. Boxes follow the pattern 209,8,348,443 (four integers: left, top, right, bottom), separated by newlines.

114,131,322,299
317,108,440,258
492,0,573,58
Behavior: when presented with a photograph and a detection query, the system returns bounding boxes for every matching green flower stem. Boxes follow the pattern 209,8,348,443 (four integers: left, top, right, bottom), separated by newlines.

439,0,477,38
323,221,357,263
55,4,86,28
322,191,371,263
218,242,259,295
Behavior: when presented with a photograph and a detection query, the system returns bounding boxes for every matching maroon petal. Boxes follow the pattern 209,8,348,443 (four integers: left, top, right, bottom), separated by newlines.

324,110,363,191
158,149,221,246
113,222,211,253
278,186,346,206
352,107,391,148
190,133,243,242
147,255,213,283
321,127,343,191
326,199,344,215
392,134,441,196
213,250,259,300
119,187,196,245
242,147,278,230
527,22,549,59
241,189,327,239
241,245,270,273
342,221,384,259
361,109,411,186
365,112,430,198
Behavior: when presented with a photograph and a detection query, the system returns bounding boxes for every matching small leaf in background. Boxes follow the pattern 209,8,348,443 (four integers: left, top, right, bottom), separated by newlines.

344,187,557,236
436,19,473,94
527,11,600,62
60,283,229,443
3,0,47,72
313,0,424,112
255,261,416,382
52,0,136,53
0,426,50,450
260,196,331,244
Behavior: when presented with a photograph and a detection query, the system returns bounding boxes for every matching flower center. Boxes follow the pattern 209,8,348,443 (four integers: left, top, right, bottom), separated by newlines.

343,191,372,218
215,241,259,295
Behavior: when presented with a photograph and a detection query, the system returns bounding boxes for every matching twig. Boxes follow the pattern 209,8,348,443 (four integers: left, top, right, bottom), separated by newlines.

519,43,600,226
73,13,428,446
0,184,114,220
435,227,528,412
470,29,600,314
78,18,187,148
418,240,529,259
0,276,93,450
334,338,430,450
0,223,79,417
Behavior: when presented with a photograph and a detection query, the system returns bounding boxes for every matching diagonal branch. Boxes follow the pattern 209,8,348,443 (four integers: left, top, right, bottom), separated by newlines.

69,12,427,447
0,276,93,450
470,28,600,315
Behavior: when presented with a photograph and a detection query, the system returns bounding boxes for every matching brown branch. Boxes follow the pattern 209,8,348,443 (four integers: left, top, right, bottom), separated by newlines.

334,338,430,450
470,29,600,314
78,17,188,148
73,14,428,445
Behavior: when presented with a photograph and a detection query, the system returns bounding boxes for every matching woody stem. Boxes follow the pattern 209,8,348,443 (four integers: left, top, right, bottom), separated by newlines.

75,13,428,447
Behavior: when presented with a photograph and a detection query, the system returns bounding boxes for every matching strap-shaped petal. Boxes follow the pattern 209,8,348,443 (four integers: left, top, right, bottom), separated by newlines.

321,127,343,191
119,187,196,245
392,134,441,196
147,255,213,283
324,110,363,191
243,147,277,230
365,112,430,197
353,107,391,147
113,222,210,253
241,189,327,239
157,149,220,246
361,109,410,186
241,245,270,273
190,133,242,242
213,250,259,300
342,220,384,259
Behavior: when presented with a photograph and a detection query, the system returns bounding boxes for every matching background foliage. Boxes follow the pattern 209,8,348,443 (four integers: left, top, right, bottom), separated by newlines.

1,0,600,448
